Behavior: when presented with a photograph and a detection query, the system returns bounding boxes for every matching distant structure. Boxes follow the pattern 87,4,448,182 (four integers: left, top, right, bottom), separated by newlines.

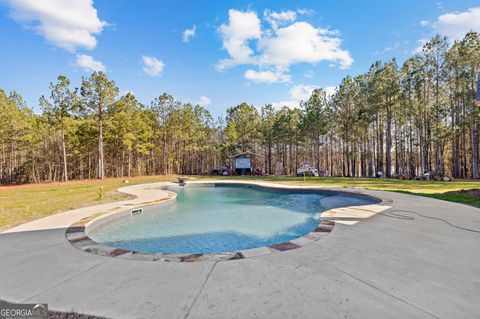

229,151,263,175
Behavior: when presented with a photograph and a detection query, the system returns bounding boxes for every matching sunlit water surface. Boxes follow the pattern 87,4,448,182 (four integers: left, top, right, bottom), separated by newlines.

88,185,329,254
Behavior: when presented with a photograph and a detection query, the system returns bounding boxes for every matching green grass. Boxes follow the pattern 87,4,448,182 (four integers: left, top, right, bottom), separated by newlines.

0,175,176,231
399,191,480,208
1,175,478,232
199,175,478,192
198,175,480,207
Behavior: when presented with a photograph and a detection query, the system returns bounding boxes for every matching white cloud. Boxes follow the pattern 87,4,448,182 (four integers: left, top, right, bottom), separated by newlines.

297,8,316,15
264,9,297,29
74,54,105,72
375,42,401,55
383,42,400,52
433,7,480,40
7,0,106,51
413,38,428,54
216,9,262,71
419,20,429,27
272,84,336,109
271,100,299,109
244,69,291,84
290,84,317,101
258,22,352,69
196,96,211,106
142,55,165,76
324,86,337,97
183,25,196,43
263,8,315,30
304,70,314,78
216,9,353,80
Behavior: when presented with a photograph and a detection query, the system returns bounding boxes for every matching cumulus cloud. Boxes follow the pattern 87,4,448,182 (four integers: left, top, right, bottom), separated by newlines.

290,84,318,101
142,55,165,76
244,69,291,84
433,7,480,40
7,0,106,51
183,25,196,43
74,54,105,72
264,9,297,29
216,9,262,71
258,22,353,69
196,96,211,106
216,8,353,83
271,100,300,109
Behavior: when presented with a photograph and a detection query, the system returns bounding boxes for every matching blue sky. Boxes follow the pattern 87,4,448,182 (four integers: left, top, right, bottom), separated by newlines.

1,0,480,117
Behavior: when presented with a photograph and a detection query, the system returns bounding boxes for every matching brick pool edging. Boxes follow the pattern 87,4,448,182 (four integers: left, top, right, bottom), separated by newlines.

65,182,387,263
66,215,336,262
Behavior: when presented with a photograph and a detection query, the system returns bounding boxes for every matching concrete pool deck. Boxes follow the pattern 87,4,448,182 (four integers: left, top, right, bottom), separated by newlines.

1,181,479,318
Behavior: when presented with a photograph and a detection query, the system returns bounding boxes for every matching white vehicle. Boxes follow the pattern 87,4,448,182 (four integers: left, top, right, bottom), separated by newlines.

296,165,319,177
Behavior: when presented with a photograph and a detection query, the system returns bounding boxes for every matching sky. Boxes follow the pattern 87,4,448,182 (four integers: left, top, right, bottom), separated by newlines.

1,0,480,117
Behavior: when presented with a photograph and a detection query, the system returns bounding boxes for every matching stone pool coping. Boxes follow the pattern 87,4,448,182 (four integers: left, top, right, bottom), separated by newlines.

65,181,390,262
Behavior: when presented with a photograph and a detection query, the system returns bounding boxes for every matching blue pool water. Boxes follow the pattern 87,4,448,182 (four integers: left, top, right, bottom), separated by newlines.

88,185,329,254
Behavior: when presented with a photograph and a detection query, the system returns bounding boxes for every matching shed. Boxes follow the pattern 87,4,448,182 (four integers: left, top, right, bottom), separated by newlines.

229,151,264,175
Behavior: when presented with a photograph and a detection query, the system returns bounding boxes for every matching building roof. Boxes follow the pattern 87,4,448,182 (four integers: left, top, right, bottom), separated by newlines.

229,151,264,158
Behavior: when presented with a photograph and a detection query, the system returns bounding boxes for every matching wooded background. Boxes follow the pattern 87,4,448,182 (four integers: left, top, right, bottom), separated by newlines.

1,32,479,184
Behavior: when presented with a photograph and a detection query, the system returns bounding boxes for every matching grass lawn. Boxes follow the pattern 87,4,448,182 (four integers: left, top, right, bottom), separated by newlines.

288,177,480,207
0,175,478,232
199,175,480,208
0,175,176,231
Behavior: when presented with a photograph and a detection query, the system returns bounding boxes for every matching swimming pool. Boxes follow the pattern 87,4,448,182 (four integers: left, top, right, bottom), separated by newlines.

87,184,370,254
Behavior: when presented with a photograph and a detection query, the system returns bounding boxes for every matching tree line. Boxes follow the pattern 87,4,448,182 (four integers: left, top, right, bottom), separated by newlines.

1,32,479,184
